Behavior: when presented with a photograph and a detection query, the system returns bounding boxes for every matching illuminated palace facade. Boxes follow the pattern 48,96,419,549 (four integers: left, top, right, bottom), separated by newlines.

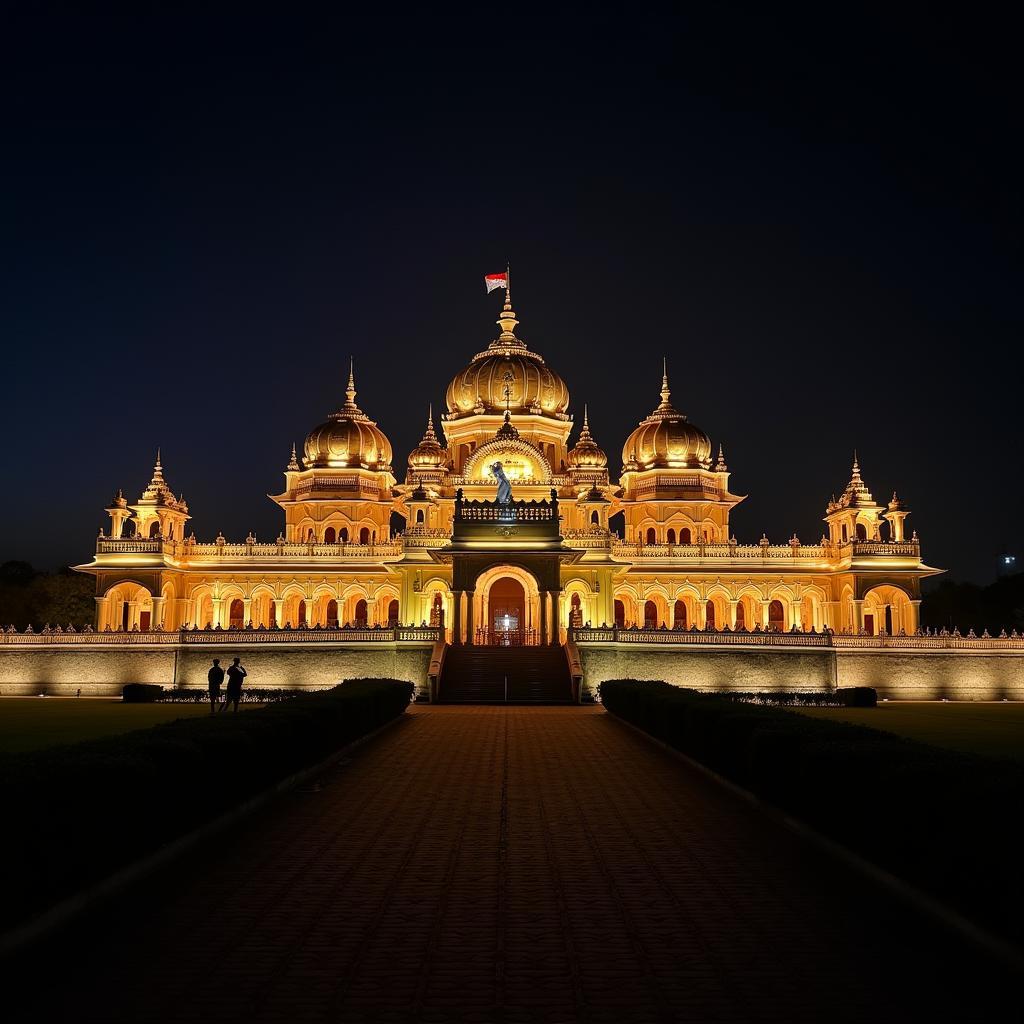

79,289,937,641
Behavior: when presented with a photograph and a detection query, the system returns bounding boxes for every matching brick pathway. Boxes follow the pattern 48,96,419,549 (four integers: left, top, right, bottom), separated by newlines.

11,707,1017,1022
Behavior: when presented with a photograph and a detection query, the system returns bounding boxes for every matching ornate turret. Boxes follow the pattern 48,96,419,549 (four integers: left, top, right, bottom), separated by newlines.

407,405,449,478
567,406,608,470
824,453,886,543
303,359,393,471
620,360,713,470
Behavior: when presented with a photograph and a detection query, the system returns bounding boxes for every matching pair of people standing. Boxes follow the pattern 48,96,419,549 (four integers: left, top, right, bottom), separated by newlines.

207,657,247,713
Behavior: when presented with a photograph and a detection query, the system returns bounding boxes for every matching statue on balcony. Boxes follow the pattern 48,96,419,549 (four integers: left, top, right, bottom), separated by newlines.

491,462,512,505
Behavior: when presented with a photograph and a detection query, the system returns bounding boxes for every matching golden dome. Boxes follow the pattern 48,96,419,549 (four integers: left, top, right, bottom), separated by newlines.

622,363,712,470
303,362,393,470
567,406,608,469
445,289,570,418
407,406,449,470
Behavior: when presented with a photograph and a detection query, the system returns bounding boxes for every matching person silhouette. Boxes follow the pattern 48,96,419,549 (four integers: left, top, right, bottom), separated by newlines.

491,462,512,504
207,658,225,715
221,657,247,713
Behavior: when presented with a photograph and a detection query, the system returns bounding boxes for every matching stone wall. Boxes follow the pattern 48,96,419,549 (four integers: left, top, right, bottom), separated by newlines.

577,644,836,698
577,643,1024,701
835,649,1024,700
0,643,434,698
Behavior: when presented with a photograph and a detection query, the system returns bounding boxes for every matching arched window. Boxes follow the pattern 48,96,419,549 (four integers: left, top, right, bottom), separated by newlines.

614,599,625,627
666,528,676,545
297,600,307,626
355,598,367,625
229,599,244,629
769,599,785,631
326,599,339,627
306,528,315,541
705,600,716,629
121,602,130,631
339,527,349,542
387,599,399,625
149,521,161,538
674,599,687,628
646,527,657,545
841,524,849,542
121,520,136,538
644,600,658,628
570,592,582,627
324,527,336,544
590,510,599,526
416,509,425,524
680,528,691,544
855,522,867,540
736,602,746,631
359,527,370,544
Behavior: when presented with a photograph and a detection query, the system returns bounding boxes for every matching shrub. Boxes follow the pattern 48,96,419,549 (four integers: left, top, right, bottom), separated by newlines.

836,686,877,707
0,678,413,933
599,679,1024,945
712,689,877,707
157,687,301,704
122,683,164,703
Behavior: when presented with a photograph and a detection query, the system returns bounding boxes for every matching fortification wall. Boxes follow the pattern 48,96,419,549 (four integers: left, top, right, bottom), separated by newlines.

0,644,433,698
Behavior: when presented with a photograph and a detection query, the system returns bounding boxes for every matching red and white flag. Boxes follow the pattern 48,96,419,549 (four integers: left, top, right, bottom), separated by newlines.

484,272,508,293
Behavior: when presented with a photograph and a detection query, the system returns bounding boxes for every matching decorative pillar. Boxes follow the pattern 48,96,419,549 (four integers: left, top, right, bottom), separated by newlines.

465,590,475,645
127,600,140,631
242,598,252,627
759,600,771,629
548,592,560,644
94,596,108,631
852,599,865,634
272,598,284,628
151,596,166,631
211,597,223,628
452,589,464,645
668,601,676,629
907,599,921,634
728,600,739,630
696,601,707,630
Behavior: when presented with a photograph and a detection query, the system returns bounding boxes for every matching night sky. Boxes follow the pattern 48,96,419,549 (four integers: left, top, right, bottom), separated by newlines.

3,13,1020,582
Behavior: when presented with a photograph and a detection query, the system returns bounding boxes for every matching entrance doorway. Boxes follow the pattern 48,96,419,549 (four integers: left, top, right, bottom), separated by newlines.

486,576,530,645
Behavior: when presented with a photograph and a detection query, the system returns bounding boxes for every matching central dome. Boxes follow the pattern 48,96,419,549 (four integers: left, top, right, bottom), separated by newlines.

303,364,393,471
445,292,570,418
622,365,712,470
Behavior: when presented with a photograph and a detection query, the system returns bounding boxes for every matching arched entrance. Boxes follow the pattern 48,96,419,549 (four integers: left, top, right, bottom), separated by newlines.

488,576,527,645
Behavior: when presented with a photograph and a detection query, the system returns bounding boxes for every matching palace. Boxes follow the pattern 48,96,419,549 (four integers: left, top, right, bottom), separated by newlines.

77,283,939,656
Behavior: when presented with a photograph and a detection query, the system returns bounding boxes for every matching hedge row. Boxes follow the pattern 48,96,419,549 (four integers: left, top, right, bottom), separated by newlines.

0,678,414,933
600,679,1024,945
123,683,300,704
714,687,877,707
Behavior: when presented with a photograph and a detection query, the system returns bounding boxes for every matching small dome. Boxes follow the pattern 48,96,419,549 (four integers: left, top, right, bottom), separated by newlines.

567,407,608,469
622,364,712,470
303,363,393,471
407,406,449,470
445,290,570,418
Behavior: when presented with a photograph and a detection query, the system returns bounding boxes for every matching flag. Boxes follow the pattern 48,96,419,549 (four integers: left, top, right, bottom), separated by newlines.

484,272,508,293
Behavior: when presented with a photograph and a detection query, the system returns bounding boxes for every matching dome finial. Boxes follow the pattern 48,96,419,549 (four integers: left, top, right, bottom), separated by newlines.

151,448,164,483
423,404,438,442
287,442,299,471
345,357,358,410
715,443,728,471
658,358,673,410
495,264,520,342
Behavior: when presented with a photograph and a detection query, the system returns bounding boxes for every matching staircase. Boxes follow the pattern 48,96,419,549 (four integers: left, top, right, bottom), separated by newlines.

438,644,575,704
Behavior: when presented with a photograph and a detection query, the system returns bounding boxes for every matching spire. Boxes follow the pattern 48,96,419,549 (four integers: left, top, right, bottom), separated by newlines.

656,358,674,412
495,263,521,343
287,442,300,471
850,450,862,486
421,405,439,444
579,404,593,442
715,443,728,471
345,356,358,409
152,448,163,482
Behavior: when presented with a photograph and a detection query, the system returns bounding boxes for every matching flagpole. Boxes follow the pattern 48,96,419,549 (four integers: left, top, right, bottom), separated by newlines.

506,261,511,301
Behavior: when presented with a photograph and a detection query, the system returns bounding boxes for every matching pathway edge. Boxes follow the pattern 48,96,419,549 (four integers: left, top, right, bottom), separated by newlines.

605,709,1024,974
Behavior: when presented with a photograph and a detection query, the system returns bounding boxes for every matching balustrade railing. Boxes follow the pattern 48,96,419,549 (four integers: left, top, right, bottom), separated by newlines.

95,538,404,559
0,624,441,645
570,625,1024,649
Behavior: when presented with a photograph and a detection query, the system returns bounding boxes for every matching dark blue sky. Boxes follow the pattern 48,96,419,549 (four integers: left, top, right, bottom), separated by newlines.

2,12,1020,581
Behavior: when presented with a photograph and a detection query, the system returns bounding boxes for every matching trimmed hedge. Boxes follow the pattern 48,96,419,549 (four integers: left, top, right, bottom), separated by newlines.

600,679,1024,945
715,687,877,708
0,678,413,933
122,683,163,703
152,686,301,704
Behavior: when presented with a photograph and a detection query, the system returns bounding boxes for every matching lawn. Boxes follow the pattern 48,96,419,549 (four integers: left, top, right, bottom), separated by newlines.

0,698,256,753
797,701,1024,762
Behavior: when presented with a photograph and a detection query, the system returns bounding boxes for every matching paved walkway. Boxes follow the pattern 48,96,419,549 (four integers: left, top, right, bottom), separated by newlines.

11,707,1017,1022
